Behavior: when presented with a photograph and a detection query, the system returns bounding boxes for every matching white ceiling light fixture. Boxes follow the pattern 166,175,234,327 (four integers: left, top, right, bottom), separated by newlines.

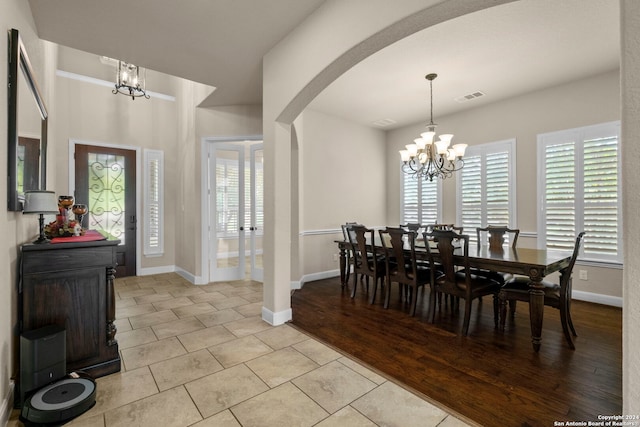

113,60,150,100
399,73,467,181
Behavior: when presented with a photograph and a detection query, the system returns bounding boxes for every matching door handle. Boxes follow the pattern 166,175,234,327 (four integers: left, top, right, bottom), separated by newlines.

240,226,244,231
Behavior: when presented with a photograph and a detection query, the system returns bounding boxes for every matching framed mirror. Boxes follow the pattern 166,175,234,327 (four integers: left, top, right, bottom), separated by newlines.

7,28,48,211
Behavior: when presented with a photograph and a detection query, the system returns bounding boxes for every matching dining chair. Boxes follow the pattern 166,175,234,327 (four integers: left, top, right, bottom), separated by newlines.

424,223,464,234
379,227,440,316
498,232,585,349
399,223,422,233
423,229,501,336
474,225,521,285
351,225,386,304
342,222,362,285
476,225,520,250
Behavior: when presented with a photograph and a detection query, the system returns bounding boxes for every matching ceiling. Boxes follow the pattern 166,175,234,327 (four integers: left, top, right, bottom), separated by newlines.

27,0,619,130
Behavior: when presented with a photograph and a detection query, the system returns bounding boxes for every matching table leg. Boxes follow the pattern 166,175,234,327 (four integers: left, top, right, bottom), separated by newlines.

339,246,347,286
528,272,544,352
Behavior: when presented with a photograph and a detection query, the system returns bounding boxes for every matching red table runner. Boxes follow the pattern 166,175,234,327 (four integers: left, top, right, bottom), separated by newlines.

50,229,106,244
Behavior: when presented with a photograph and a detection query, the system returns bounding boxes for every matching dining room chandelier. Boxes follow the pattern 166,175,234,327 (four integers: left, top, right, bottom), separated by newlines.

112,61,150,100
400,73,466,181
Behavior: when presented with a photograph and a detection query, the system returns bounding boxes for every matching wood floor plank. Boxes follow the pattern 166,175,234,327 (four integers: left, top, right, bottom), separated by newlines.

290,277,622,427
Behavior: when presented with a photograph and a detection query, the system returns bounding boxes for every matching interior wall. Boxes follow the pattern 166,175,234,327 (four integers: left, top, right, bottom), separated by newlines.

296,109,387,278
0,0,53,417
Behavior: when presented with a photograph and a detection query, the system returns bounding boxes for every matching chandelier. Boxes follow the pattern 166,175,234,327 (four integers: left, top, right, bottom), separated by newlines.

112,61,150,100
400,73,466,181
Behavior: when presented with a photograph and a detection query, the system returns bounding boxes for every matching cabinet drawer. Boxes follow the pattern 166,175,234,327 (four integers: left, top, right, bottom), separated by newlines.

22,246,115,273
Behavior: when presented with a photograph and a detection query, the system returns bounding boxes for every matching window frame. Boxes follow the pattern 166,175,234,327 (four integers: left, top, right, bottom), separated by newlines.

455,138,517,239
143,149,164,256
537,121,622,264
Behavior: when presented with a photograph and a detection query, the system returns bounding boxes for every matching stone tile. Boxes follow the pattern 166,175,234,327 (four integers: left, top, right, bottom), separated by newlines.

172,302,216,318
152,296,194,311
211,296,250,310
223,316,272,337
315,406,377,427
177,325,236,352
117,288,157,299
351,381,448,427
185,364,269,418
245,347,318,387
66,413,106,426
198,283,236,293
115,298,137,308
254,324,308,350
84,367,158,418
115,303,156,320
129,310,178,329
338,357,386,385
113,318,132,333
219,287,255,297
152,317,205,339
293,339,342,365
231,382,328,427
169,287,205,297
120,337,187,370
104,386,202,427
150,349,223,391
188,291,227,304
207,335,273,367
233,301,263,317
241,291,263,303
292,360,377,414
439,415,475,427
196,309,245,327
116,327,157,349
189,411,241,427
134,292,174,304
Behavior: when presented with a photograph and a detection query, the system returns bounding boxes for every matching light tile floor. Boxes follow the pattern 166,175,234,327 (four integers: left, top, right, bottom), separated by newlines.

9,273,476,427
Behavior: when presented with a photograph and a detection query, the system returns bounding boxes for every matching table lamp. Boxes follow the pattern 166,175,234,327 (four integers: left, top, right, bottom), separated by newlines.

23,190,59,244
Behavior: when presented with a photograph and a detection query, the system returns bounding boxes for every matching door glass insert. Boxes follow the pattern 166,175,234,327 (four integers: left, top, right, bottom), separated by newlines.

87,152,126,242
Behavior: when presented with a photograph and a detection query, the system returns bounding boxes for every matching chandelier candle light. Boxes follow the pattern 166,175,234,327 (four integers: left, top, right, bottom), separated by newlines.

113,60,150,100
400,73,467,181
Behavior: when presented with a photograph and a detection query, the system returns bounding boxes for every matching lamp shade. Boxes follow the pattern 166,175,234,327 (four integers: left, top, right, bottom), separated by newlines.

23,191,58,214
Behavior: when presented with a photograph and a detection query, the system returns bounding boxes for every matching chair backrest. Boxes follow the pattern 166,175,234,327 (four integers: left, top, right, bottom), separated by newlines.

476,225,520,250
342,222,359,242
424,229,469,284
351,225,379,275
400,223,421,233
560,232,586,300
424,223,463,234
380,227,417,284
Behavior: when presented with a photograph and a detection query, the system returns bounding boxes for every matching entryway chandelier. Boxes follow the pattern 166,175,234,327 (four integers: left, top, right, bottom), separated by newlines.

400,73,466,181
112,61,150,100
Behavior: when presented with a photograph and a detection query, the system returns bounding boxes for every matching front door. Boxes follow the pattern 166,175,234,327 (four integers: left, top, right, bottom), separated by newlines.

74,144,137,277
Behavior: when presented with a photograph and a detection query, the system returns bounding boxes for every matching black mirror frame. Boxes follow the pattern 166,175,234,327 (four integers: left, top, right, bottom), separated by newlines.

7,28,48,211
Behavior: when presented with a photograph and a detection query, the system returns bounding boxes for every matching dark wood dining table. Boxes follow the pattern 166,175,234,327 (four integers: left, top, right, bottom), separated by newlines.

336,238,574,352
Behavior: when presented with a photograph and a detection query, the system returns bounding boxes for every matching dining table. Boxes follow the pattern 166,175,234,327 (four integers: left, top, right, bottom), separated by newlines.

336,237,574,352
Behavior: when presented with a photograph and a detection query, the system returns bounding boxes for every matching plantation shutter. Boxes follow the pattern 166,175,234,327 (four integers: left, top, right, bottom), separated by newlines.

144,149,164,256
543,142,576,250
401,171,439,224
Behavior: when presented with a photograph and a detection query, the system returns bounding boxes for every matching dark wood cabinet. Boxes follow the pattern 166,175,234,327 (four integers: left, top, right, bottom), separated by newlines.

19,239,121,378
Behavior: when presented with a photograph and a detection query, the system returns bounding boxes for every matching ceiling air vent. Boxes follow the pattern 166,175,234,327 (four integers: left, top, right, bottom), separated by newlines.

454,91,485,103
372,118,397,128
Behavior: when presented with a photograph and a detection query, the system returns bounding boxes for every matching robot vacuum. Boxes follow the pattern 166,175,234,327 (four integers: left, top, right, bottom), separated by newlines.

20,372,96,426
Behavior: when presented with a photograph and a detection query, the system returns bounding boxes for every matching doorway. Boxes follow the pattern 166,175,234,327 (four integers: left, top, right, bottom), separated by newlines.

207,140,263,282
74,143,137,277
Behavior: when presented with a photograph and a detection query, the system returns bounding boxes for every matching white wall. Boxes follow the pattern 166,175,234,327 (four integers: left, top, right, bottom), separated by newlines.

296,109,387,279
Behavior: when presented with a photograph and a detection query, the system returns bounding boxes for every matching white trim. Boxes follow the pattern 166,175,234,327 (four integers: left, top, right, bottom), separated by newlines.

69,139,142,276
300,228,342,236
0,381,15,426
262,306,292,326
56,69,176,101
138,265,176,276
175,267,208,285
572,290,622,307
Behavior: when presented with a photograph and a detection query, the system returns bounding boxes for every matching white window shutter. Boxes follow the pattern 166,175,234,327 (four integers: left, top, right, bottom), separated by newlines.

144,149,164,256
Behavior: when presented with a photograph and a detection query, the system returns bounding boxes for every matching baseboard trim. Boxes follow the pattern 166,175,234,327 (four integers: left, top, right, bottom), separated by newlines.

0,381,15,426
262,306,292,326
138,265,177,276
572,290,622,307
296,270,340,289
175,267,208,285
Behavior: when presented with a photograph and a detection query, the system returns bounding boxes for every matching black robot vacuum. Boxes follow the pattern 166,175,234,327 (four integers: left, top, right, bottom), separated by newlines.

20,371,96,426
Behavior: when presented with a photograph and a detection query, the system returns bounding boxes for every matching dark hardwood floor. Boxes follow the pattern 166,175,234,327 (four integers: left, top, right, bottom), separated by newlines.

290,277,622,427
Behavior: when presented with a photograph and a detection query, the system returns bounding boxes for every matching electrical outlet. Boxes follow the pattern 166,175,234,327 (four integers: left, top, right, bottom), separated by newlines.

579,270,588,280
333,253,339,262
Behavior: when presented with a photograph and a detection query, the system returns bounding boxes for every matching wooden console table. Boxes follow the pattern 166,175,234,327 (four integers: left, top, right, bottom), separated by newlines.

19,238,121,378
